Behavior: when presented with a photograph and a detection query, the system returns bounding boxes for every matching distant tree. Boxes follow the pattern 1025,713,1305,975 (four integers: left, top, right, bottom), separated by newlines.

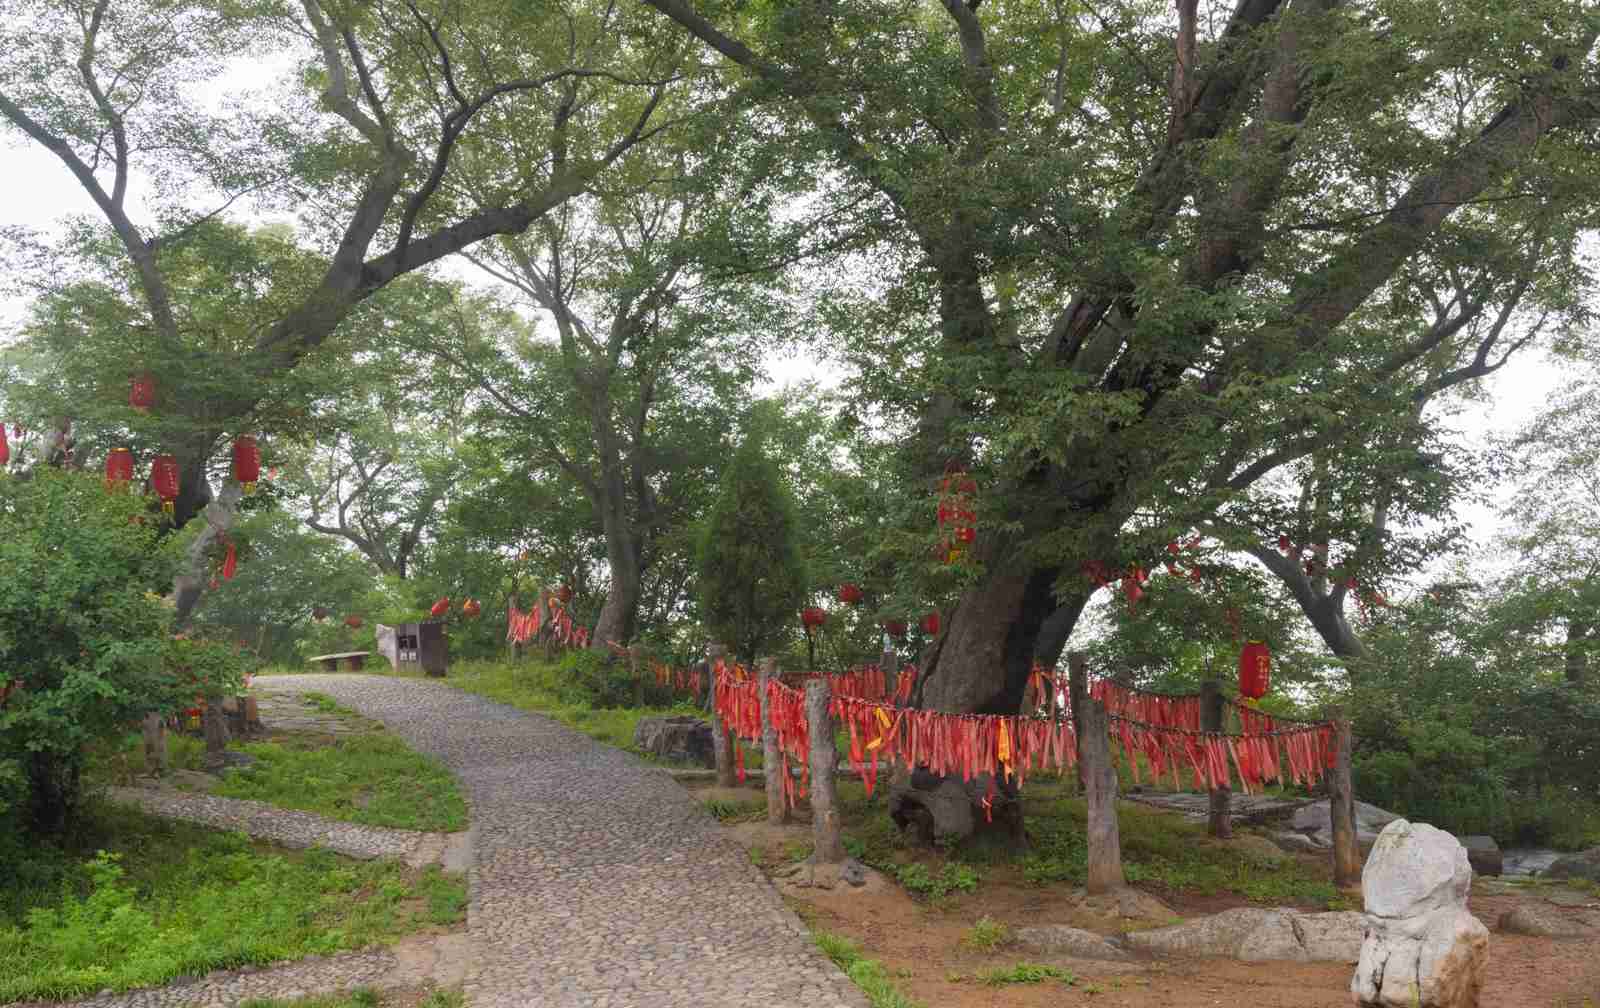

696,424,807,665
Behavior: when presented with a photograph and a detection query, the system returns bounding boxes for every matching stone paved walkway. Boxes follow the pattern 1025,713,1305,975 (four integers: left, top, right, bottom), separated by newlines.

104,787,471,869
256,674,868,1008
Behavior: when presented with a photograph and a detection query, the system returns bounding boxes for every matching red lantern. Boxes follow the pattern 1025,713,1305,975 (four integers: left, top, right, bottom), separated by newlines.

312,606,329,621
801,606,827,631
150,454,180,516
129,374,156,412
221,540,237,580
0,425,8,466
430,597,451,618
883,619,907,639
462,599,482,618
1239,640,1271,700
838,583,863,605
920,611,941,636
232,435,260,495
344,614,364,629
559,585,575,604
105,447,134,489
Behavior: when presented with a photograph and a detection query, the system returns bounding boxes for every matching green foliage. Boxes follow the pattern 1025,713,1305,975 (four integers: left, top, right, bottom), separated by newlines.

812,931,924,1008
893,862,978,901
212,732,468,833
702,798,765,822
697,426,808,664
0,806,466,1002
976,963,1076,987
0,471,245,833
960,916,1010,951
239,992,382,1008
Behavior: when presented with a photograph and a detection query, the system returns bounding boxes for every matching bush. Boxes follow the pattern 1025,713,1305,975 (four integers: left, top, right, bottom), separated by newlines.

0,471,243,834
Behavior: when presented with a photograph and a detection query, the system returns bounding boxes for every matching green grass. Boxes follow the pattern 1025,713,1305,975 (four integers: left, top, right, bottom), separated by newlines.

213,731,468,832
0,803,468,1003
813,930,923,1008
702,797,766,822
977,962,1077,986
239,990,463,1008
961,916,1010,951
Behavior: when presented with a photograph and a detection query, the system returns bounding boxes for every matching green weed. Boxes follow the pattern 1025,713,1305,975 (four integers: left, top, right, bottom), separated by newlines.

812,930,924,1008
961,916,1010,951
239,991,380,1008
301,692,356,717
977,962,1076,986
895,862,978,900
0,805,467,1003
702,798,765,822
213,732,467,832
419,990,466,1008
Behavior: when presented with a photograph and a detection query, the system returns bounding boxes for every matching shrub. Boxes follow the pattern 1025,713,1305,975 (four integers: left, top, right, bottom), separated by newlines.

0,471,244,834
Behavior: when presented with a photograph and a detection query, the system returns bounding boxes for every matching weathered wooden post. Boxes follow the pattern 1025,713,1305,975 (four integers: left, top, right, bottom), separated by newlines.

807,675,846,863
880,635,898,696
707,643,736,788
1329,708,1361,887
1068,652,1088,792
141,712,167,774
758,657,788,824
1200,680,1232,838
1079,694,1124,894
202,692,229,772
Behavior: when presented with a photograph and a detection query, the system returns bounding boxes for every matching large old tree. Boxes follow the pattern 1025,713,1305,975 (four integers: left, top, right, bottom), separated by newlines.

0,0,696,618
642,0,1600,720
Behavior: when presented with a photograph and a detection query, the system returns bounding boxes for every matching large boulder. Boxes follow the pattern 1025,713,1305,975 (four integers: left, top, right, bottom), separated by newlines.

632,716,715,767
1458,836,1502,878
1013,925,1130,961
1123,908,1364,962
1496,905,1586,938
1352,820,1489,1008
1288,799,1400,851
1545,846,1600,883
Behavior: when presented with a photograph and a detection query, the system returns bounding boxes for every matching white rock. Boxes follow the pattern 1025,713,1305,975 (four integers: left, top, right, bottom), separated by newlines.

1362,820,1472,920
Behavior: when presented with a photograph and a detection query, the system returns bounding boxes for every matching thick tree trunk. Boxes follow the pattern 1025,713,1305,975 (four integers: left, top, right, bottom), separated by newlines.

590,538,643,652
807,676,846,863
172,478,243,627
916,563,1063,714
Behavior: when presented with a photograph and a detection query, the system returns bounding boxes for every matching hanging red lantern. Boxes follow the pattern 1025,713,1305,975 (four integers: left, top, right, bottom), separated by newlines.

1277,535,1293,555
105,447,134,489
559,585,575,604
312,606,329,621
344,614,364,629
150,454,180,516
801,606,828,631
920,611,941,636
462,599,482,618
221,540,237,580
0,425,9,466
1239,640,1271,699
129,374,156,412
838,583,863,605
429,597,451,618
232,435,260,495
883,619,907,639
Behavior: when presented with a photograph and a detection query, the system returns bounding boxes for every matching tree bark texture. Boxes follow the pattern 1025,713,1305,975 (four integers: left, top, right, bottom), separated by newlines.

1201,680,1233,839
758,657,787,824
1080,696,1125,895
1329,712,1361,887
141,713,167,774
807,677,846,864
203,693,230,771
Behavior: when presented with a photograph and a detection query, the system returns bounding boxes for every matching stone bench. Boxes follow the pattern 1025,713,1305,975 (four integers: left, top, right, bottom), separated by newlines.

307,650,372,672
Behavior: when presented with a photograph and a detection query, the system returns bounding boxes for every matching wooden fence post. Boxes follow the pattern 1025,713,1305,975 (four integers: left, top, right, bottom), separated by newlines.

1068,652,1088,792
1201,680,1232,838
758,656,788,824
1329,709,1361,887
202,692,228,772
141,712,167,775
807,676,845,863
881,638,898,693
1079,694,1124,894
707,643,736,788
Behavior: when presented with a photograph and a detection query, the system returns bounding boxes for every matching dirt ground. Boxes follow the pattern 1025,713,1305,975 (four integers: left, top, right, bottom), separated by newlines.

702,785,1600,1008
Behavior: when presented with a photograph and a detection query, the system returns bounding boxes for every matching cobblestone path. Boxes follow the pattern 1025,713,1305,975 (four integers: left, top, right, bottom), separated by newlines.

258,674,868,1008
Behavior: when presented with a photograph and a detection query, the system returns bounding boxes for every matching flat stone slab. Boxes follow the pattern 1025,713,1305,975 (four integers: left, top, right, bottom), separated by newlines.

256,674,870,1008
1124,791,1315,824
105,785,459,866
